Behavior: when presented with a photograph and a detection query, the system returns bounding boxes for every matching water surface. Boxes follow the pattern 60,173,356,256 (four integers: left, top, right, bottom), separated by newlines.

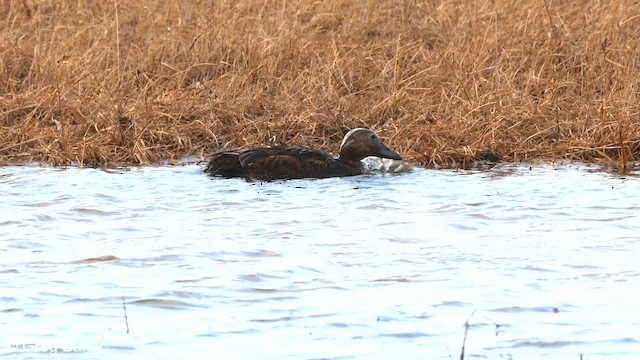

1,164,639,359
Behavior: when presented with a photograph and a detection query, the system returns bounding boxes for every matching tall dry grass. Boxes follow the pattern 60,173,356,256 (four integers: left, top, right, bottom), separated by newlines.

1,0,639,167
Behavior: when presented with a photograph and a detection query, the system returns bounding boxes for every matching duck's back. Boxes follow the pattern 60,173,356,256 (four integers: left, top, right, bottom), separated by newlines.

205,146,360,180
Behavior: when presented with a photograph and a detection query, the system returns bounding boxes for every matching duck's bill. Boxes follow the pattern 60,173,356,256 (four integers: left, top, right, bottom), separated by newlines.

378,146,403,161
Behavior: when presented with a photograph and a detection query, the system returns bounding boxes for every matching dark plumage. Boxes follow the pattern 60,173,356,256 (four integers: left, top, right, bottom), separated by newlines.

204,128,403,181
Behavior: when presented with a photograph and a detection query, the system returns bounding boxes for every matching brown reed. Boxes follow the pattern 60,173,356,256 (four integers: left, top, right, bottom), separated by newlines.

1,0,639,168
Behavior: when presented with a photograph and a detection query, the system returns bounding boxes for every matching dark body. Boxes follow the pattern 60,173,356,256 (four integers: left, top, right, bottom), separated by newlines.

204,128,403,181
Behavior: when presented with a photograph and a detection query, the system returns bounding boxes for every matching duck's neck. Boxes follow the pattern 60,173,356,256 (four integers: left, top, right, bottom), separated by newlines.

336,155,364,175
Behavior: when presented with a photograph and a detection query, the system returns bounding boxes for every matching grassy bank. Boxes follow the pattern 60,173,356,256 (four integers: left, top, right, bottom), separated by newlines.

1,0,639,167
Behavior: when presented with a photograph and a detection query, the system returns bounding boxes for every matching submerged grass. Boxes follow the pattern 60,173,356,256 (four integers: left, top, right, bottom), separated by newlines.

1,0,639,168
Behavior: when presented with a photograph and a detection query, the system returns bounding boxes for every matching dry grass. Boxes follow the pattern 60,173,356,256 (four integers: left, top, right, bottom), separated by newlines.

1,0,639,168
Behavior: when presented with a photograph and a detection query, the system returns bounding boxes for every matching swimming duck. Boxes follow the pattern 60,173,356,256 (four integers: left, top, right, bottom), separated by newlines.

204,128,403,181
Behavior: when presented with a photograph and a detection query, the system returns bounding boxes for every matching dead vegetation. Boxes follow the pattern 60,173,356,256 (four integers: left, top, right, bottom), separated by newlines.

1,0,639,168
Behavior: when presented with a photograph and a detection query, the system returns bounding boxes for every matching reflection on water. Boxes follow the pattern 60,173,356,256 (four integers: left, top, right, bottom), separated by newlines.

0,164,639,359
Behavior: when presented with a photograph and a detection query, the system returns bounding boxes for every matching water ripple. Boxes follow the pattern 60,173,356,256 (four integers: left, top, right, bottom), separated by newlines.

0,164,639,359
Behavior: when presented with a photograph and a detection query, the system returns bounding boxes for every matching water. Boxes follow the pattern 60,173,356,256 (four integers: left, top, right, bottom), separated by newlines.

0,163,639,359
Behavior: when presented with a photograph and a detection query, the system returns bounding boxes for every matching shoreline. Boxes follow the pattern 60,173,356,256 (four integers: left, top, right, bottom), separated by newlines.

0,158,634,177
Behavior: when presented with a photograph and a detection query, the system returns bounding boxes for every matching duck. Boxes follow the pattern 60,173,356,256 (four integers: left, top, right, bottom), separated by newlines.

204,128,403,181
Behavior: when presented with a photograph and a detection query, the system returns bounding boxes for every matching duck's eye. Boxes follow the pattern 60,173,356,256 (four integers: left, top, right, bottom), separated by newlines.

370,134,376,140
